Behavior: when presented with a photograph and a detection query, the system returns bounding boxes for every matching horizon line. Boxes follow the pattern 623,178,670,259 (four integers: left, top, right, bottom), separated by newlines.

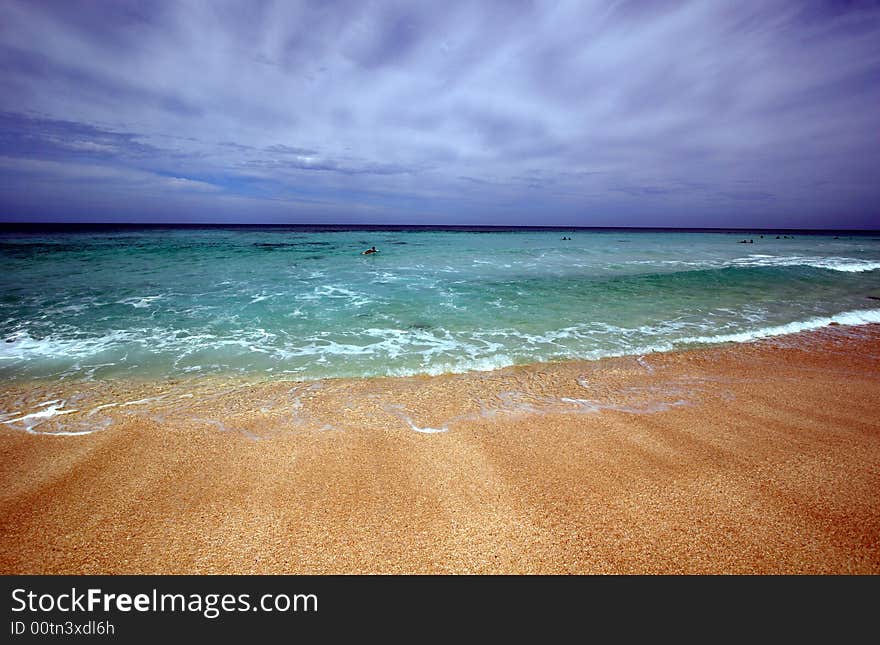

1,222,878,234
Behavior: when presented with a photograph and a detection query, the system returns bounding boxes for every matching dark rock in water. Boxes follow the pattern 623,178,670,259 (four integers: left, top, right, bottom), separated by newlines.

5,338,13,343
828,322,840,326
867,296,880,301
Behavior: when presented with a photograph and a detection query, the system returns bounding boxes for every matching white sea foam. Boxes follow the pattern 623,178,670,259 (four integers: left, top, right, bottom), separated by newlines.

1,400,81,434
3,303,877,384
297,285,374,307
374,272,402,283
730,255,880,273
383,403,449,433
0,329,136,361
384,353,515,377
624,255,880,273
677,308,880,346
403,420,448,434
117,295,164,308
558,397,601,413
121,396,166,407
87,402,118,416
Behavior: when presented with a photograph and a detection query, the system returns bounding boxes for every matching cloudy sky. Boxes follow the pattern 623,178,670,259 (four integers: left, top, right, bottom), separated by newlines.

0,0,879,227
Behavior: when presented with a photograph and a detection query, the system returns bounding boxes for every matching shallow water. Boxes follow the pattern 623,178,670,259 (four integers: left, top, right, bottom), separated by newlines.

2,226,879,381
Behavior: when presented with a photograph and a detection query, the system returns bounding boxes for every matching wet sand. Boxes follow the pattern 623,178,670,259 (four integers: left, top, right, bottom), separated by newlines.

1,325,879,574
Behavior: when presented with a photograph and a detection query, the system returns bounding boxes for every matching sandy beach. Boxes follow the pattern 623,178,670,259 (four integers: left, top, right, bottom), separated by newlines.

1,324,878,574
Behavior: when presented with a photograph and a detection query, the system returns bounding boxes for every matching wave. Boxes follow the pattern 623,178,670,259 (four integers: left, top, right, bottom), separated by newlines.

2,307,879,381
0,329,137,361
623,255,880,274
675,307,880,345
729,255,880,273
284,307,880,377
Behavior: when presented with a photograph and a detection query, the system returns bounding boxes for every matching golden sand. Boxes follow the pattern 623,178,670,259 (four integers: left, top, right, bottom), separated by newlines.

1,325,879,574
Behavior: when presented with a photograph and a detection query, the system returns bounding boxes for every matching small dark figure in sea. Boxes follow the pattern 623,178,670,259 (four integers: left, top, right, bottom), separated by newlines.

750,239,754,243
362,246,378,255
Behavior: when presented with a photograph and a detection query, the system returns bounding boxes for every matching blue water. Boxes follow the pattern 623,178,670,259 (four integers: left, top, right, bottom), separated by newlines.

2,226,879,382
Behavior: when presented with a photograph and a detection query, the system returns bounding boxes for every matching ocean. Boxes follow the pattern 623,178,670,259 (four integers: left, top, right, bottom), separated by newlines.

2,225,879,383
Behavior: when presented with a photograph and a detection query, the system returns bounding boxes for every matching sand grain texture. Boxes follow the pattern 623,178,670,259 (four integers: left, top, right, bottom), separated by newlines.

1,325,879,574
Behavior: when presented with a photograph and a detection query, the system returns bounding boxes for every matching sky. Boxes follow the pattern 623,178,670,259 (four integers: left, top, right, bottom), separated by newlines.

0,0,879,228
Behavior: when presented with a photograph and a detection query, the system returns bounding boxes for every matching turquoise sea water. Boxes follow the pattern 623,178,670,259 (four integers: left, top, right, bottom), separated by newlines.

2,226,879,382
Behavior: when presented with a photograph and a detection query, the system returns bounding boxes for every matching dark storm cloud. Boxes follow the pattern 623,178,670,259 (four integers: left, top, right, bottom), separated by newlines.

0,111,162,161
0,0,878,226
264,144,319,156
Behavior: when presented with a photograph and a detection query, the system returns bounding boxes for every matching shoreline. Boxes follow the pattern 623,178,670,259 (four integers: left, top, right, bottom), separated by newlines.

1,323,879,573
2,320,880,435
3,304,880,391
